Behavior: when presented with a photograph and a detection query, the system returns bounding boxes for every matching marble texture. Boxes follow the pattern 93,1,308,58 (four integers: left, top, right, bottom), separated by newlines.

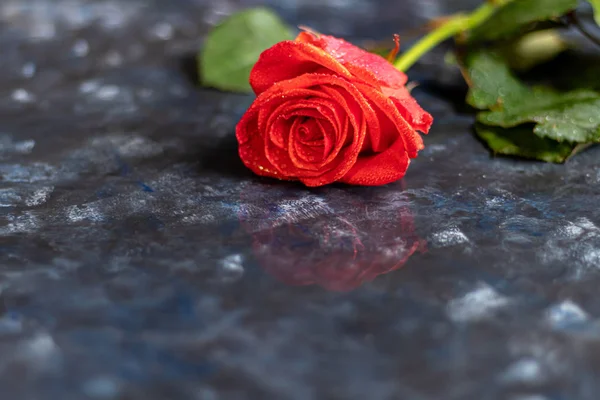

1,0,600,399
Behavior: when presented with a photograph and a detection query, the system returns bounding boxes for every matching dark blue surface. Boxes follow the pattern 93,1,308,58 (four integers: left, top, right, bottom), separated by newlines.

1,0,600,399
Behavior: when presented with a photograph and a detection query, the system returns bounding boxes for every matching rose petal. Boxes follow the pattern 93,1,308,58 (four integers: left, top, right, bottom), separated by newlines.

276,98,345,168
383,86,433,134
236,103,281,180
340,136,410,186
315,118,336,157
289,119,324,169
266,98,330,149
354,82,424,158
296,32,408,89
250,41,354,95
258,88,325,133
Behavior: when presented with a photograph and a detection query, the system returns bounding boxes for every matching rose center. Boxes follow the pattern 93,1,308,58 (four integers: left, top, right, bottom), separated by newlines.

297,118,323,145
289,117,333,167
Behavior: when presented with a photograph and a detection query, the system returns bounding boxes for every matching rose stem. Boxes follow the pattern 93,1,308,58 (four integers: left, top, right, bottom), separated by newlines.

590,0,600,26
393,0,514,72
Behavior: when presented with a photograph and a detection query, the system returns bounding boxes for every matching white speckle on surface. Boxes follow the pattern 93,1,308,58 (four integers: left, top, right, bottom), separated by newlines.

97,3,136,29
137,88,153,99
415,0,441,19
104,51,123,67
0,162,57,182
0,1,142,31
501,358,544,384
14,139,35,153
1,212,39,234
66,203,104,223
21,62,36,78
0,188,22,207
545,300,589,327
11,88,36,103
181,213,216,224
90,135,163,158
203,1,236,25
508,395,549,400
425,144,447,154
150,22,174,40
25,186,54,207
558,218,599,239
217,254,245,282
24,333,58,359
485,190,517,207
276,196,332,223
82,376,120,399
96,85,120,100
72,38,90,56
541,218,600,277
114,136,162,158
559,222,585,238
431,227,469,247
0,134,35,154
30,21,56,40
80,80,100,94
581,247,600,266
447,283,510,322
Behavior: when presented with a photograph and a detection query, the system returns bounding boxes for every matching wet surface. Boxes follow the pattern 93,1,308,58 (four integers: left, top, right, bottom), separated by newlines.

2,0,600,399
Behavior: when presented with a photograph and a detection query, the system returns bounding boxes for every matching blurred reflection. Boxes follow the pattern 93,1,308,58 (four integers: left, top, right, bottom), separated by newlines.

239,189,424,292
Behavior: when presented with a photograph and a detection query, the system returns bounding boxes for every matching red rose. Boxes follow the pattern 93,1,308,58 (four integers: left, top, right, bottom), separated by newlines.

236,31,433,187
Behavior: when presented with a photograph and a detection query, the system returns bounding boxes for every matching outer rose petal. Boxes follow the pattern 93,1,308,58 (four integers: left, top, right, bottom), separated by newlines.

250,40,353,95
354,82,424,158
383,86,433,134
340,136,410,186
295,32,408,89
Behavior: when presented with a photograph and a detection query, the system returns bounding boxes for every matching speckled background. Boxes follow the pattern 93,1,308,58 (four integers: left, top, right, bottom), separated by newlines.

2,1,600,399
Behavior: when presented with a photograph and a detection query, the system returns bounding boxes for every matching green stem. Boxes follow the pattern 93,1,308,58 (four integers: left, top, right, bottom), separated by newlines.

394,0,514,72
590,0,600,26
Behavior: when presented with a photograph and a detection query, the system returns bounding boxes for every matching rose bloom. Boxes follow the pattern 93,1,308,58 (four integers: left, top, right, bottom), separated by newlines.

236,31,433,187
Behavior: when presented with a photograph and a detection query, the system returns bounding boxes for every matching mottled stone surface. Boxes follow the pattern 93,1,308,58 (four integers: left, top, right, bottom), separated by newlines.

2,1,600,399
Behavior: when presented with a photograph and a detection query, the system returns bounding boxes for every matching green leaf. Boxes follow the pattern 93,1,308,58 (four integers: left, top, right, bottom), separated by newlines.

590,0,600,26
461,48,600,161
479,91,600,143
468,0,578,43
460,50,530,112
199,7,293,93
461,49,600,144
475,123,579,163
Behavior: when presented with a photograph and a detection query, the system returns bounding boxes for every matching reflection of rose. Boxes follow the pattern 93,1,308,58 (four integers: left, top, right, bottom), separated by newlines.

239,189,423,292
